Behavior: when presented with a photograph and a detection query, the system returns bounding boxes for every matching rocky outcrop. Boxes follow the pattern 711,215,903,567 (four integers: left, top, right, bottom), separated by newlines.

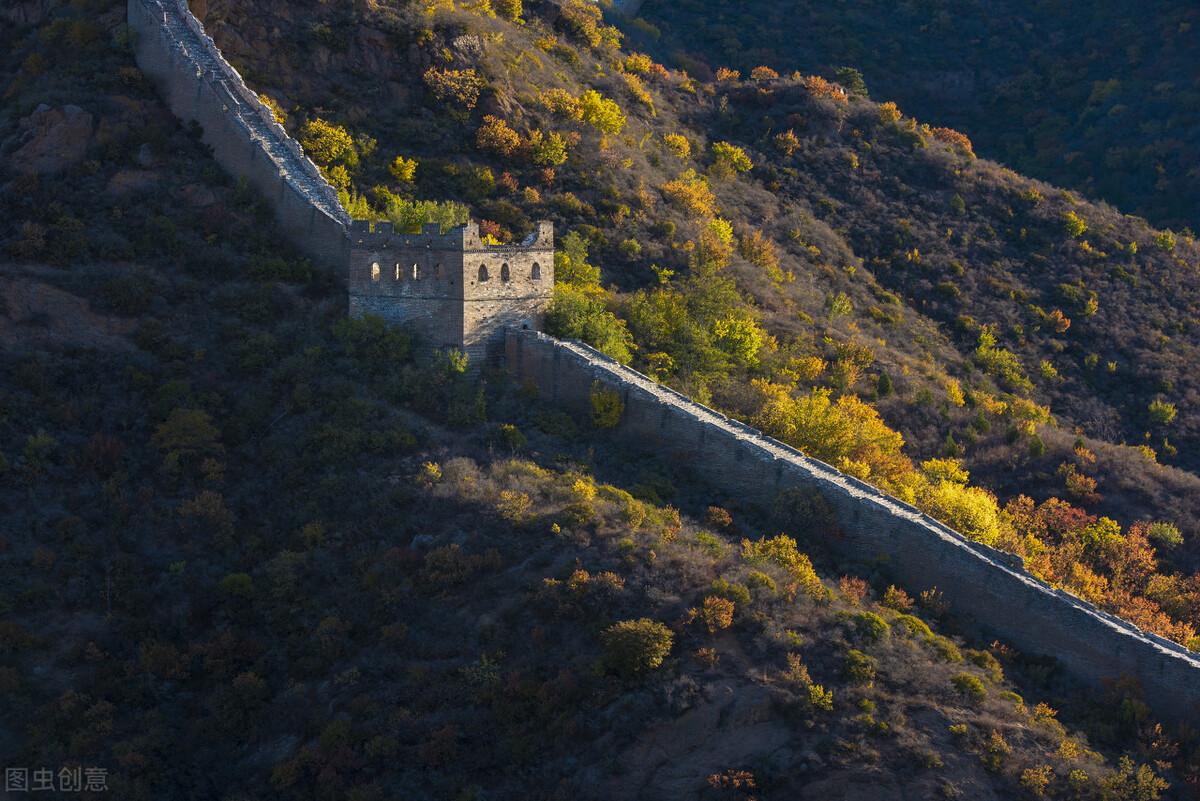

9,104,95,174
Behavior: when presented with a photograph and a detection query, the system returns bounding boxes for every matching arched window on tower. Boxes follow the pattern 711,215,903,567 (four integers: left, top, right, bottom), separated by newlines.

478,264,489,282
501,263,511,282
412,263,420,280
370,262,381,282
394,264,400,281
531,262,542,280
434,263,443,279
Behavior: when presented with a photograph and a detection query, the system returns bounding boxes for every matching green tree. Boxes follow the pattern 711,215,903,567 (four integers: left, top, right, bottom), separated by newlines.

833,66,869,98
601,619,673,676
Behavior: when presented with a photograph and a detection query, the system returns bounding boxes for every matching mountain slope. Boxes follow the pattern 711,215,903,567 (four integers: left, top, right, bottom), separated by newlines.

633,0,1200,232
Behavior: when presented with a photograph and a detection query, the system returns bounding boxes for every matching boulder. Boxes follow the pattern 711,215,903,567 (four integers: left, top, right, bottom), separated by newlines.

11,104,95,174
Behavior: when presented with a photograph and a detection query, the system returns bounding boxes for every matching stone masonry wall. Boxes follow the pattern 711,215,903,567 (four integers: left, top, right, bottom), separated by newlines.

506,328,1200,723
127,0,351,269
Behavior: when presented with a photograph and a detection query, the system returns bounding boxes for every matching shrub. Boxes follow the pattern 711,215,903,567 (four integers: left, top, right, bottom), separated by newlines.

931,636,963,663
1062,210,1088,238
423,68,485,110
838,575,869,604
388,156,418,182
893,614,933,640
495,490,531,523
694,596,735,633
711,578,752,606
930,127,975,157
661,169,715,217
751,65,779,80
951,672,986,702
741,534,827,600
539,88,583,119
1148,399,1177,425
590,381,624,428
476,115,523,157
529,129,568,166
663,133,690,159
578,90,626,135
852,611,891,642
980,730,1010,771
881,585,914,612
494,0,521,20
843,648,877,685
600,619,673,676
544,285,634,363
1155,230,1177,252
711,141,753,175
1146,521,1183,549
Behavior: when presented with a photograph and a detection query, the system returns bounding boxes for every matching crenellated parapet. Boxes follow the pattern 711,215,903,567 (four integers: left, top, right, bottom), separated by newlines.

348,219,554,359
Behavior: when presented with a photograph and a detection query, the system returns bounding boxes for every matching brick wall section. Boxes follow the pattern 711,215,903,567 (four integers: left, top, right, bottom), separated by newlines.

127,0,351,269
506,328,1200,722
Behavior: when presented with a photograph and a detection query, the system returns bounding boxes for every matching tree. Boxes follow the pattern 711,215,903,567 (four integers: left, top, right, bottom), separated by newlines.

529,129,568,166
544,285,634,364
601,619,673,675
494,0,521,21
423,68,485,110
578,90,625,136
388,156,418,182
1063,210,1088,238
711,141,753,176
1148,399,1176,425
833,66,868,98
476,115,522,157
299,118,355,167
153,408,223,468
751,383,910,484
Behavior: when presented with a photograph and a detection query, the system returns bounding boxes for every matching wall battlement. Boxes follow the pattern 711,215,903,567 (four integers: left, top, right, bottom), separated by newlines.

349,220,553,359
128,0,351,268
506,328,1200,723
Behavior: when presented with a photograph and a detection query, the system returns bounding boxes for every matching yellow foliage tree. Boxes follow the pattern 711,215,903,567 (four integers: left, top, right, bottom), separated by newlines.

750,382,910,485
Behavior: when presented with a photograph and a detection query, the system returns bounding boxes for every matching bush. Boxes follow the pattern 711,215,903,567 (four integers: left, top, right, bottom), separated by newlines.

578,90,625,135
590,381,624,428
694,596,735,633
388,156,418,182
664,133,690,159
1148,399,1177,425
423,68,485,110
852,611,891,642
843,648,877,685
1062,210,1088,238
601,619,673,676
476,115,523,157
951,672,986,701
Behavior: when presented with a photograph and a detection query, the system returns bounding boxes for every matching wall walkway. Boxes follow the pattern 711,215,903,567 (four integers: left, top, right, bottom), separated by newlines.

127,0,351,268
506,328,1200,722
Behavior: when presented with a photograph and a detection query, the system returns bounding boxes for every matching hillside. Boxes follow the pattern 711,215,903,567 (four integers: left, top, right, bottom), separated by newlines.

633,0,1200,233
0,0,1197,798
190,0,1200,641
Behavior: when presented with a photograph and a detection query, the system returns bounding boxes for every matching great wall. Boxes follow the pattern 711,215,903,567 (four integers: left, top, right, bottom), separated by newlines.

128,0,1200,721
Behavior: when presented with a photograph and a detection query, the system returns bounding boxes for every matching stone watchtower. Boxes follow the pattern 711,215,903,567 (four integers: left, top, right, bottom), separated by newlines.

347,219,554,361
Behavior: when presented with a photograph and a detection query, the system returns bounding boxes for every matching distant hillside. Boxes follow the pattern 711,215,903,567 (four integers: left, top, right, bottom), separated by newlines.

632,0,1200,233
